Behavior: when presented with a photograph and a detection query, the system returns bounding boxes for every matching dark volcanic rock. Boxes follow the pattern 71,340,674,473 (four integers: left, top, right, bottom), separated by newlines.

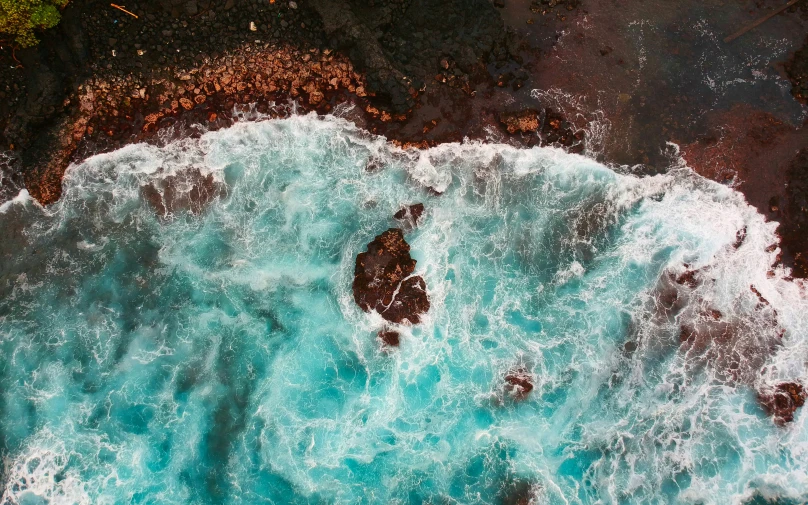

759,382,806,425
779,149,808,278
394,202,425,228
504,366,534,401
499,479,537,505
353,228,430,324
308,0,414,113
378,330,400,347
675,268,701,289
786,36,808,104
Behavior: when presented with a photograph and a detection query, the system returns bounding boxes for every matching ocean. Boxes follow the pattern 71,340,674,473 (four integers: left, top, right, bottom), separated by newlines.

0,114,806,504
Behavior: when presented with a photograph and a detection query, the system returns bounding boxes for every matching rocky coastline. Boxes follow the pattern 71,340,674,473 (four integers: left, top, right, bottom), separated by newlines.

1,0,808,434
2,2,807,266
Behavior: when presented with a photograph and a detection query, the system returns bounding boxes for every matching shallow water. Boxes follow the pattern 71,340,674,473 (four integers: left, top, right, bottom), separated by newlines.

0,115,806,505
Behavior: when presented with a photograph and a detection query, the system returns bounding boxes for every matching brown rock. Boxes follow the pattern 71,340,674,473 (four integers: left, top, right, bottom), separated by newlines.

378,330,400,347
353,229,430,324
504,366,534,401
759,382,806,425
308,90,324,105
500,109,540,134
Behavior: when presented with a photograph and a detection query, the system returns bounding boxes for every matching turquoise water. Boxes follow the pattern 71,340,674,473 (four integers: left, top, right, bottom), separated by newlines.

1,115,807,505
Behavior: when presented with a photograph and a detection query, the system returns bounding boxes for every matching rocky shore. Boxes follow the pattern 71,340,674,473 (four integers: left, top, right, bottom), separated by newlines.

1,0,808,435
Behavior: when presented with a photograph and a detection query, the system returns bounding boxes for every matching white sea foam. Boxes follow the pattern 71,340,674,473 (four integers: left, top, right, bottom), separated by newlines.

0,113,805,505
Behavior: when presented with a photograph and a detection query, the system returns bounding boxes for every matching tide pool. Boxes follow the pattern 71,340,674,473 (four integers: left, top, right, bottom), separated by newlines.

0,114,806,505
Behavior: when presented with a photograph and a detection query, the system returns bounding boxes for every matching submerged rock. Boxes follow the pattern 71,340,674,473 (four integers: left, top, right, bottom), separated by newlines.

504,366,534,401
353,228,430,324
499,479,538,505
759,382,806,425
141,168,223,218
378,330,400,347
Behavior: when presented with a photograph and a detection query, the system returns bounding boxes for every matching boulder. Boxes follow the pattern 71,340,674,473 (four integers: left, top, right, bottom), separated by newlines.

353,228,430,324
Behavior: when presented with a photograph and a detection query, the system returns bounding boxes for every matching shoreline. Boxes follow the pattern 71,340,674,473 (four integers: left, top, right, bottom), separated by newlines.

1,0,807,276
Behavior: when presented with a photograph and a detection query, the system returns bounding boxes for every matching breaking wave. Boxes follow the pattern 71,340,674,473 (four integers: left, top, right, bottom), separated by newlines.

0,114,806,504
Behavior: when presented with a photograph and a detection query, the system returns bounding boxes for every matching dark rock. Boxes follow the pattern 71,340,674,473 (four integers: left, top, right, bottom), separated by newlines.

365,156,384,172
378,330,400,346
674,266,702,289
733,226,747,249
353,228,430,324
393,202,425,227
785,36,808,104
504,366,533,401
141,168,224,217
499,479,537,505
778,149,808,278
758,382,806,425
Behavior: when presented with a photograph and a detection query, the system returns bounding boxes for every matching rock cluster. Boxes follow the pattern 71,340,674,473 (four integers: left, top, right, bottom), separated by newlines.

500,109,540,135
500,108,583,151
353,228,430,325
23,42,364,204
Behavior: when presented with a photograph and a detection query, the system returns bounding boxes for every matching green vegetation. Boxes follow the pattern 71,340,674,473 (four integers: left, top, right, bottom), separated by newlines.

0,0,70,47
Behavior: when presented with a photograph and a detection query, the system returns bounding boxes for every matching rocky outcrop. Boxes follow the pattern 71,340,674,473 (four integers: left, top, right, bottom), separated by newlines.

353,228,429,324
759,382,806,425
394,202,424,228
500,108,583,151
2,2,90,204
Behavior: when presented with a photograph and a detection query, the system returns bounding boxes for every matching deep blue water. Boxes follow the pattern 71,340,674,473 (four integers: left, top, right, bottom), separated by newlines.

0,115,806,505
